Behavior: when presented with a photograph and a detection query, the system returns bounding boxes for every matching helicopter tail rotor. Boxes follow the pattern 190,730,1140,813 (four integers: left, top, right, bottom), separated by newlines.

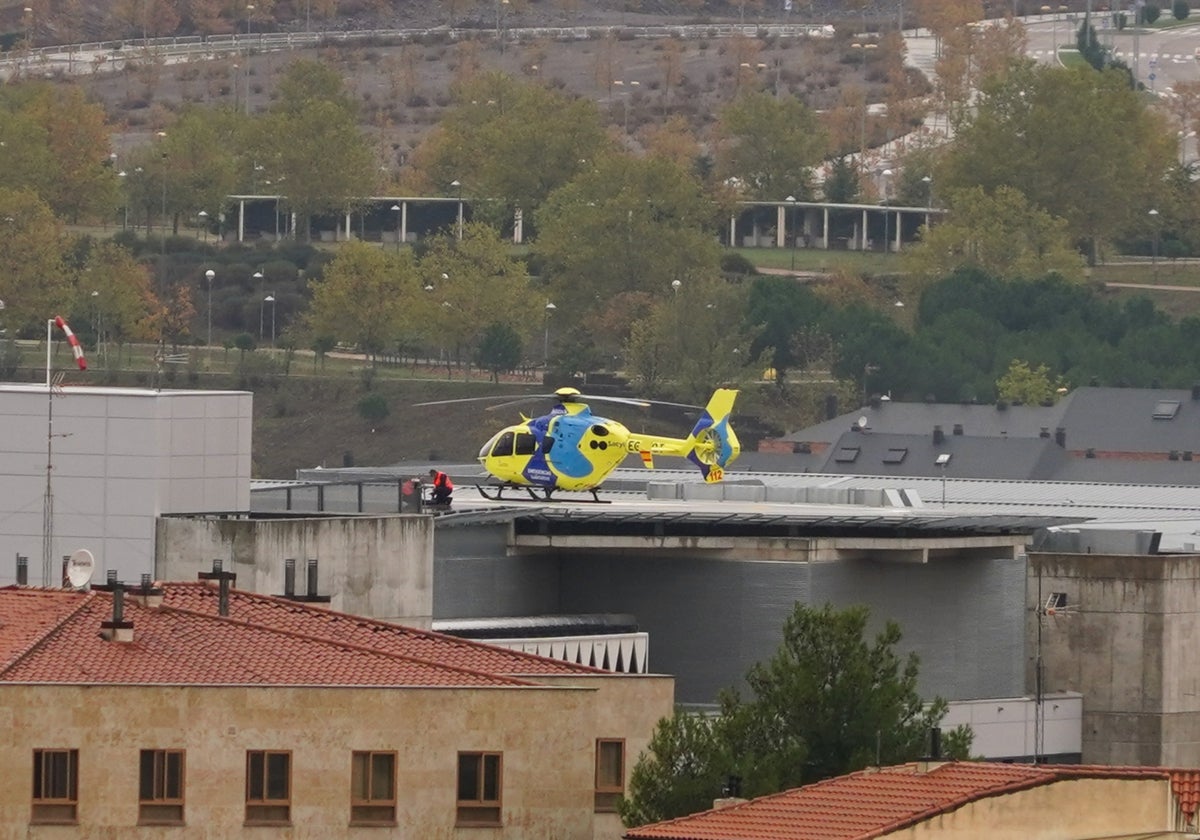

685,389,740,482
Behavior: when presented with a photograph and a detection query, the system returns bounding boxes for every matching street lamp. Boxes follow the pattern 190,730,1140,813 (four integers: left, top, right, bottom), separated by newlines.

880,168,893,253
785,195,798,271
391,203,402,251
205,269,215,354
264,293,276,347
156,131,167,250
244,4,255,114
496,0,510,52
543,301,556,365
118,170,128,230
253,270,264,337
1149,208,1160,281
197,210,208,242
614,80,640,134
921,174,933,209
450,180,463,239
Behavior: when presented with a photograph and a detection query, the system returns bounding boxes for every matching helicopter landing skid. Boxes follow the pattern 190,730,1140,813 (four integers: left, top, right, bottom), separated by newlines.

474,483,610,504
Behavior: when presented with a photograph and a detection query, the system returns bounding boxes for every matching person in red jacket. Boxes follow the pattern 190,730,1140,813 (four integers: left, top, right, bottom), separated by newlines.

428,469,454,506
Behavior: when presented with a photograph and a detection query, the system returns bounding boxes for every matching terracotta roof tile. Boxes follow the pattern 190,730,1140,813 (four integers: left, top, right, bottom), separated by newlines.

159,581,606,677
0,587,540,688
625,762,1191,840
1170,769,1200,819
0,588,93,669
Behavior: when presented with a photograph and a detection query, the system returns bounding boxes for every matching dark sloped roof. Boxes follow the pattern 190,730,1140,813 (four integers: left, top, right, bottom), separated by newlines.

813,431,1069,480
786,401,1068,445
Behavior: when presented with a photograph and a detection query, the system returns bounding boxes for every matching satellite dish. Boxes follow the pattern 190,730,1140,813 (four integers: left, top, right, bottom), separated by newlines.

857,415,868,429
65,549,96,589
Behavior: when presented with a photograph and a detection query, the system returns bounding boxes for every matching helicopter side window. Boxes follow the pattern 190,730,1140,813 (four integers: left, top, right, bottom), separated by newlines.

514,432,537,455
490,431,516,457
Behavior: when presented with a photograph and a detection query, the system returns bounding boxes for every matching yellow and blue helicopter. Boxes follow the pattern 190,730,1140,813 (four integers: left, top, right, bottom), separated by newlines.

419,387,740,501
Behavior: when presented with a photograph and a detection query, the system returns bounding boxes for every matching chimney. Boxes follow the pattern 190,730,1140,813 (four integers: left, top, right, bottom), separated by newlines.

1039,427,1050,439
915,727,948,773
932,425,944,445
284,558,296,598
1054,427,1066,448
952,423,963,436
306,558,319,598
1192,382,1200,401
712,775,747,810
198,558,237,617
15,554,27,586
100,581,134,643
132,572,164,609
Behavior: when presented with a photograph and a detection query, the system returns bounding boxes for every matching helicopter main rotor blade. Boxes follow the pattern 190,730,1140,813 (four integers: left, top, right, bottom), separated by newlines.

413,394,556,408
415,393,702,411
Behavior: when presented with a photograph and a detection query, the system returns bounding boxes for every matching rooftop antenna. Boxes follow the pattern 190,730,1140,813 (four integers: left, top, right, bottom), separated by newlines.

42,316,86,587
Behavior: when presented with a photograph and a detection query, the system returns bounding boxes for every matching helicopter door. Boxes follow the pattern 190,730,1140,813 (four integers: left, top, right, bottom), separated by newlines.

514,432,537,455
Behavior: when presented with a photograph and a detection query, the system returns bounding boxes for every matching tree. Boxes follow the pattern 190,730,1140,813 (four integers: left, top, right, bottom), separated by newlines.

996,359,1063,404
475,322,522,382
0,188,72,333
744,276,828,390
618,712,727,828
72,240,160,351
407,73,610,226
303,241,416,361
940,63,1175,264
621,603,969,826
714,91,827,201
903,185,1086,286
822,156,861,203
262,60,375,240
534,153,722,354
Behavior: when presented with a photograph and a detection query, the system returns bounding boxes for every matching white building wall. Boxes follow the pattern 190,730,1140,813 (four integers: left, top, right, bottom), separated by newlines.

0,384,251,586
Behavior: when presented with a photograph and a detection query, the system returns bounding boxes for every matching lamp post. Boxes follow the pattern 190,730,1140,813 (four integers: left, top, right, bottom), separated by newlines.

197,210,208,242
205,269,215,355
264,293,276,347
1149,208,1160,281
253,270,264,338
244,4,255,115
543,301,556,366
118,170,128,231
391,204,402,251
614,80,640,134
450,180,463,239
880,168,892,253
495,0,510,52
156,131,167,250
785,195,798,271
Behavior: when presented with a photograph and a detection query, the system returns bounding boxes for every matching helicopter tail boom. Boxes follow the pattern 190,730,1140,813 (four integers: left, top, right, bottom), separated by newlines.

627,389,740,482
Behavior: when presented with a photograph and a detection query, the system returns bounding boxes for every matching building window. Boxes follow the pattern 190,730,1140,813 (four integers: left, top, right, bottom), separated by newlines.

456,752,502,826
245,750,291,825
350,751,396,825
138,749,185,824
32,749,78,824
595,739,625,812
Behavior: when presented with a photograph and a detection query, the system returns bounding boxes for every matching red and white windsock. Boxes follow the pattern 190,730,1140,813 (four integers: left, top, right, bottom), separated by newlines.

53,316,87,371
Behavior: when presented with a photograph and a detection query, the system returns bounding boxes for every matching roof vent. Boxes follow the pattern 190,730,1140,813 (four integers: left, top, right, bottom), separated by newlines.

1192,383,1200,401
952,423,963,436
1039,427,1050,438
1152,400,1181,420
198,558,237,617
98,579,134,643
286,559,332,604
932,425,944,445
1085,448,1096,459
1170,450,1181,461
1186,451,1194,462
133,573,164,609
1054,427,1066,448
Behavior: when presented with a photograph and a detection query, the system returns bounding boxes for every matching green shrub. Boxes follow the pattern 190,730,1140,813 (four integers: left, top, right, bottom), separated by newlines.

1173,0,1189,19
357,393,389,424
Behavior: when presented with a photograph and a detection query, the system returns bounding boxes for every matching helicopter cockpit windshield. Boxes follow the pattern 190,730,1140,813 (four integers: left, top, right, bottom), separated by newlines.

479,431,503,459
